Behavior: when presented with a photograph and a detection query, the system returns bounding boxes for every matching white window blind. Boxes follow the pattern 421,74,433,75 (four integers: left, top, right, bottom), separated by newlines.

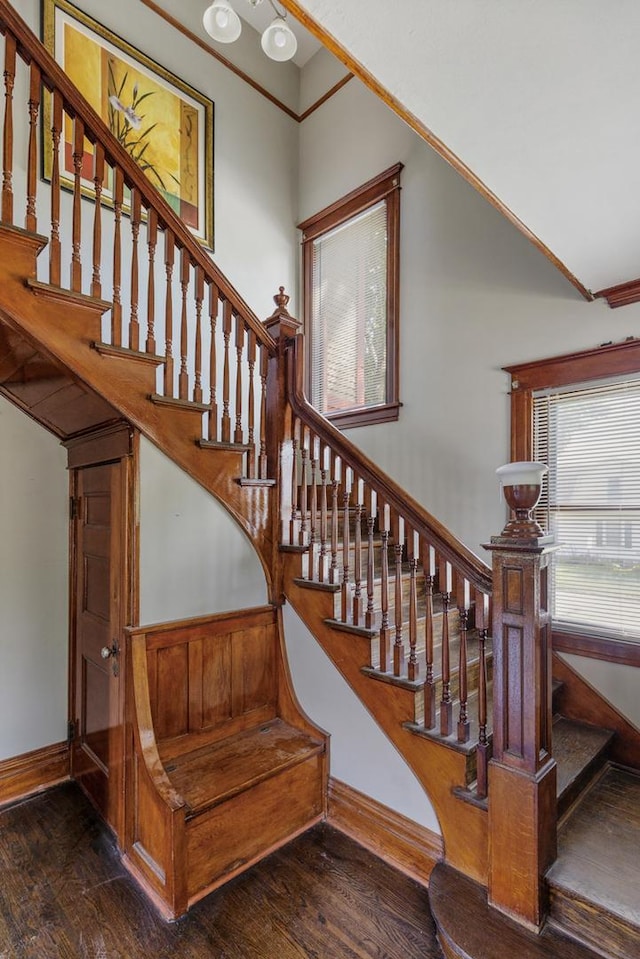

533,376,640,640
310,201,388,415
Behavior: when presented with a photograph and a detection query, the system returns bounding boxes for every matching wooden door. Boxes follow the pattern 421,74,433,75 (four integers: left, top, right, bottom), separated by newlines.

70,454,130,841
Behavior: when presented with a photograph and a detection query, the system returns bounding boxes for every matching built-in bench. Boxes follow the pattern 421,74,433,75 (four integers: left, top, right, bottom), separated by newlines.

124,605,328,918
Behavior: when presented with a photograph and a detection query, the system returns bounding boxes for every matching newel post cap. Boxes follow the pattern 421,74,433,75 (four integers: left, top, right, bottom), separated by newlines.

263,286,301,341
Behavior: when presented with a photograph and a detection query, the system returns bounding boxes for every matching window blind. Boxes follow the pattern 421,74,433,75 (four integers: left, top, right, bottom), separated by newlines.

310,201,388,415
533,375,640,640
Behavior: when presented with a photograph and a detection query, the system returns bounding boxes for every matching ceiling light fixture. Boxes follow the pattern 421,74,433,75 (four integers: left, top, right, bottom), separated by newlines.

203,0,298,62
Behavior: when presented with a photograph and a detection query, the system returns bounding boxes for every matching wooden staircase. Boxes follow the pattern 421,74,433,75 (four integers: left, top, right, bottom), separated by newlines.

0,0,638,952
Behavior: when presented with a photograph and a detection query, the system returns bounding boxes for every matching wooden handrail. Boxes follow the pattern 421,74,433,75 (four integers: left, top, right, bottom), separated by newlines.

286,333,492,594
0,0,276,355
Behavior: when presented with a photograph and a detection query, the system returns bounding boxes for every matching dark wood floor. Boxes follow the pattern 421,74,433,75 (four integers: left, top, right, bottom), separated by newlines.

0,783,441,959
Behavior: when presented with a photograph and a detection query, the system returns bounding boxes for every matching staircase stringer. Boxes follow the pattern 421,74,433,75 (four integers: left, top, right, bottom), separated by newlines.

283,554,488,885
0,264,277,596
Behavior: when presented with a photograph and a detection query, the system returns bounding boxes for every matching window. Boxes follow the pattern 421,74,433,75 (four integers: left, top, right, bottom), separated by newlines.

533,376,640,640
298,164,402,429
505,340,640,657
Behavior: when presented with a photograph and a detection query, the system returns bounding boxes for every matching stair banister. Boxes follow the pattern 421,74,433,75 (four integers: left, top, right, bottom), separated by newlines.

0,0,276,356
283,329,492,595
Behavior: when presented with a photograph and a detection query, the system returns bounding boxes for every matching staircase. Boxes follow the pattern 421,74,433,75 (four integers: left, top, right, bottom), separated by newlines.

0,0,638,953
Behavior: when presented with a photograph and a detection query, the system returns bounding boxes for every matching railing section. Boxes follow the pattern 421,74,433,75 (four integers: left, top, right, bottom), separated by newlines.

282,411,493,797
0,10,275,479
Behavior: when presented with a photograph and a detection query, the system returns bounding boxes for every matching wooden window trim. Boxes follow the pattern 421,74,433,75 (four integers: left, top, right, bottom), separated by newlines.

505,338,640,662
298,163,403,428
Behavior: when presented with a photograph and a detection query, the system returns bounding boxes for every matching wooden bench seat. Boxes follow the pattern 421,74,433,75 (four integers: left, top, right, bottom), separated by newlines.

123,606,328,918
161,717,325,817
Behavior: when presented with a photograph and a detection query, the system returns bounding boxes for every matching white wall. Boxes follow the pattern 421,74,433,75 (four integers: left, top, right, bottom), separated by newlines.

139,438,266,624
0,399,69,760
299,78,640,558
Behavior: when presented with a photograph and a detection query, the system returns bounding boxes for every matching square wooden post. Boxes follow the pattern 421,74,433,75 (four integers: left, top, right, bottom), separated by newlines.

485,530,557,931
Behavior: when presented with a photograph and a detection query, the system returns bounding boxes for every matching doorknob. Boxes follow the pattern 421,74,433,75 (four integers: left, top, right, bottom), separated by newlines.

100,641,119,677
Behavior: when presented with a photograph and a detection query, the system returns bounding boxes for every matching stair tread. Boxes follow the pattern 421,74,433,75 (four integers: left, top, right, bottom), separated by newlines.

160,718,324,817
553,716,614,803
547,765,640,954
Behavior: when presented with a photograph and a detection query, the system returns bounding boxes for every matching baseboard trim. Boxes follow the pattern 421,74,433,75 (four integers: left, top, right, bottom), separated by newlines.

328,778,443,886
0,741,70,808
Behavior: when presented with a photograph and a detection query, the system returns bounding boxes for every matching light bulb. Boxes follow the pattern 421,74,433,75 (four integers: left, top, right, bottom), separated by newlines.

274,29,286,48
215,8,229,27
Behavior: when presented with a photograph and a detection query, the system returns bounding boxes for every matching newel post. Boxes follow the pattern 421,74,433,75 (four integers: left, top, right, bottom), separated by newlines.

484,462,557,931
263,287,301,603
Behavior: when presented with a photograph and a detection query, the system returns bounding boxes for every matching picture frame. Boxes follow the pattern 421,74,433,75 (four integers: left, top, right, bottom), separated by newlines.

42,0,214,249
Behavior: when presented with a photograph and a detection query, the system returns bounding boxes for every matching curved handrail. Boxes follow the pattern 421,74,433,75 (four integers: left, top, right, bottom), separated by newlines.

286,333,492,594
0,0,276,354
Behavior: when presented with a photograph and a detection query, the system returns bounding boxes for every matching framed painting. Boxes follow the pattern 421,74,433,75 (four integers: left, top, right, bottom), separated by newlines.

42,0,214,249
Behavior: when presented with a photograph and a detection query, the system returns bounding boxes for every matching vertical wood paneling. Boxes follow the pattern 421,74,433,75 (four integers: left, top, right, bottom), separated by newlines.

238,625,276,714
202,632,232,727
155,645,189,740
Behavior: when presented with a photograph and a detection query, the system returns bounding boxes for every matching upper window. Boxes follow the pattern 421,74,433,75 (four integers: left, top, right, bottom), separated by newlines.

298,164,402,429
505,340,640,645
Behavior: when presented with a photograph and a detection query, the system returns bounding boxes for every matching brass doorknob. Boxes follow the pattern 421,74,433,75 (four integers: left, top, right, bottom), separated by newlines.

101,642,118,659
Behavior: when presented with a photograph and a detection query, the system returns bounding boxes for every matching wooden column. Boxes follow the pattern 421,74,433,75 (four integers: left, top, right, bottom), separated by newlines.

485,528,557,932
264,287,301,604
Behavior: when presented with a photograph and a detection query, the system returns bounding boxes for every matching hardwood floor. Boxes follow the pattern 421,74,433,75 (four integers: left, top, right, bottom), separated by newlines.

0,783,440,958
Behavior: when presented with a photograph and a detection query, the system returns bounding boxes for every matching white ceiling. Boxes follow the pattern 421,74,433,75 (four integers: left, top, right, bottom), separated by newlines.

235,0,322,68
280,0,640,296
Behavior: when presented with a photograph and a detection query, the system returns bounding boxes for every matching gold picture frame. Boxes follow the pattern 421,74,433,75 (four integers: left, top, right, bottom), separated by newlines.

42,0,214,249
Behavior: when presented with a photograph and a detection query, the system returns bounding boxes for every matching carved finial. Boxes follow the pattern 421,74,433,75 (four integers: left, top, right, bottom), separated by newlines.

273,286,290,315
264,285,300,339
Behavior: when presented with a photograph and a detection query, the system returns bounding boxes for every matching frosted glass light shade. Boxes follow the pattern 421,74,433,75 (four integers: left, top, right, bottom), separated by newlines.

203,1,242,42
496,461,548,487
261,16,297,61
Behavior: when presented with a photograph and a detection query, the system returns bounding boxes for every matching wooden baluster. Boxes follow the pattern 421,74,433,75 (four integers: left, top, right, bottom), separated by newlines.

193,267,204,404
440,558,453,736
2,33,16,225
457,576,471,743
259,345,268,479
318,444,329,582
352,477,364,625
70,117,84,292
163,230,175,396
247,328,256,476
178,249,190,399
129,188,141,351
407,528,420,681
329,459,340,586
289,419,300,545
208,283,219,440
365,489,377,630
146,208,158,353
111,166,123,345
379,504,391,672
341,467,352,622
309,435,319,579
234,314,244,443
423,544,437,729
49,90,62,286
91,143,104,299
221,299,232,442
393,515,405,676
25,63,41,232
299,426,309,547
476,591,490,799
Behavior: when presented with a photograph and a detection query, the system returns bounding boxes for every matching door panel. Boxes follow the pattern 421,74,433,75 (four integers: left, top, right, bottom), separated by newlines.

72,460,125,837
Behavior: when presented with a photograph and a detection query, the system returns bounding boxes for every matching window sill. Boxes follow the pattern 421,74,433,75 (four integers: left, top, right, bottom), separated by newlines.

553,628,640,667
324,401,401,430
